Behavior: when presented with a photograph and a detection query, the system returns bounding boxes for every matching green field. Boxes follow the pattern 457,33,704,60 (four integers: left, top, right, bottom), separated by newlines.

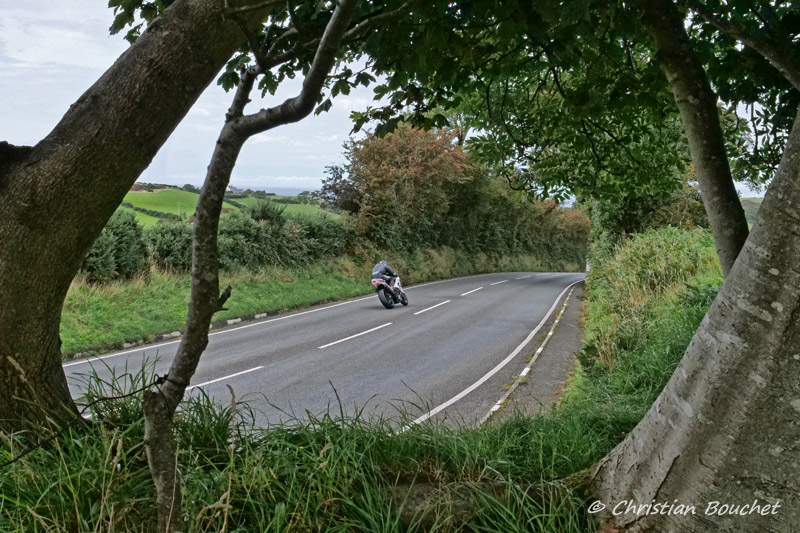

124,189,238,218
117,205,162,228
124,189,336,225
235,195,340,219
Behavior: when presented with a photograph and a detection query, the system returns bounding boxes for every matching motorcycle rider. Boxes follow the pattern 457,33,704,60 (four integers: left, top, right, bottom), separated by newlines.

371,260,400,299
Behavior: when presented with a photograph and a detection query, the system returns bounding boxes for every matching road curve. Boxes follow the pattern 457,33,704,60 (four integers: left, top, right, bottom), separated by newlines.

65,271,584,427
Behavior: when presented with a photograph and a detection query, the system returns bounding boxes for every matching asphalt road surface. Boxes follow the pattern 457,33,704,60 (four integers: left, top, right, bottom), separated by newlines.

64,272,584,427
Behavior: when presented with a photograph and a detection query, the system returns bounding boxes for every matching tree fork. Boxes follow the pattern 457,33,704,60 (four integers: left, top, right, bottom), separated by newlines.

638,0,749,277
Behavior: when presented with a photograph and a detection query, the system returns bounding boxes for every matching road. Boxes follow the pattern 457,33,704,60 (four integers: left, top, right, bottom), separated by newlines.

64,271,584,427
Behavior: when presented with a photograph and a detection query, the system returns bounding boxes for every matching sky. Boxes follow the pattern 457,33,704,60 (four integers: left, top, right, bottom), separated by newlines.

1,1,763,197
0,0,379,194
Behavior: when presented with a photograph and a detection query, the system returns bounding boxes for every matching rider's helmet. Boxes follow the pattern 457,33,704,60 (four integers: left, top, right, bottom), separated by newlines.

378,260,387,267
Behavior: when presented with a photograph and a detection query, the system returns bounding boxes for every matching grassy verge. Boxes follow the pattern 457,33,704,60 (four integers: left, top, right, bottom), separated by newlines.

4,228,720,531
62,249,583,357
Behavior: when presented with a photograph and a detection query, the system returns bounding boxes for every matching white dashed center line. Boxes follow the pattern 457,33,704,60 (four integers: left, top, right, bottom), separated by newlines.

318,323,392,349
187,366,264,391
460,287,484,296
413,300,451,315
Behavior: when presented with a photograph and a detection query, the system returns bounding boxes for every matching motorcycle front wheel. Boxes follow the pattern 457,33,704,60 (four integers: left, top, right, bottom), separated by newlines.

378,289,394,309
400,293,408,306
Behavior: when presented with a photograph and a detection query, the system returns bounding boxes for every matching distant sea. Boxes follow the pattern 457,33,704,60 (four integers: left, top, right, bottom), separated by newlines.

253,186,314,196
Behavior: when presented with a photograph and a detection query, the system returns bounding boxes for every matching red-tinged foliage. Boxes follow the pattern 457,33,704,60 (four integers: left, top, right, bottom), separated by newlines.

321,126,590,265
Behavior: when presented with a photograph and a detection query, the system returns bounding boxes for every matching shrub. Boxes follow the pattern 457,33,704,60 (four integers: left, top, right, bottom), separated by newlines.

291,214,350,261
104,210,150,278
219,211,270,269
246,200,285,225
146,219,193,271
81,210,150,282
81,231,117,282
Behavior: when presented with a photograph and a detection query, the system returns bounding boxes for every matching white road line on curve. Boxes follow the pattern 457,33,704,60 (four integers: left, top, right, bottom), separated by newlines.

490,280,508,286
414,300,451,316
187,366,264,391
318,322,392,349
460,287,484,297
402,278,584,430
63,272,512,369
515,275,532,280
479,285,577,425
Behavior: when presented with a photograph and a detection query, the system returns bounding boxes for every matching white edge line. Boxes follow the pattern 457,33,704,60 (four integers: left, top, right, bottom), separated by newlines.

186,366,264,391
479,285,577,425
490,280,509,286
318,322,392,349
413,300,451,315
460,287,484,297
62,272,515,369
402,278,584,430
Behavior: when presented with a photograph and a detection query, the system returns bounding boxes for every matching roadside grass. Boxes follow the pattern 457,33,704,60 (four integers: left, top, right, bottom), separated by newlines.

61,249,583,357
3,228,720,531
61,259,371,355
0,363,593,533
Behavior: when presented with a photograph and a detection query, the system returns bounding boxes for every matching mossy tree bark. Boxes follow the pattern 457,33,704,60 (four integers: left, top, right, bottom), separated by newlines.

0,0,275,433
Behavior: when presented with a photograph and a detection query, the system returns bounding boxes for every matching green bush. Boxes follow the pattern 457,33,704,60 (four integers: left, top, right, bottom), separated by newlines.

81,211,150,282
217,205,349,270
218,210,279,269
81,231,117,282
146,219,193,271
104,210,150,278
246,199,285,225
292,214,350,261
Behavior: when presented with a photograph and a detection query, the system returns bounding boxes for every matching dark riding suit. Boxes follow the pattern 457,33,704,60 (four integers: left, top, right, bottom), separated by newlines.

371,262,397,284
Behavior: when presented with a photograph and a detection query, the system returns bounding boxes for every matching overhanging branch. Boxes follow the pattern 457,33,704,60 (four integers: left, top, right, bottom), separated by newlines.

688,0,800,92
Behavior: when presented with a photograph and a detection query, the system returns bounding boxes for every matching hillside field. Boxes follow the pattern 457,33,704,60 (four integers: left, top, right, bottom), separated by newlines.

234,195,340,219
124,189,238,218
118,205,162,228
122,188,337,225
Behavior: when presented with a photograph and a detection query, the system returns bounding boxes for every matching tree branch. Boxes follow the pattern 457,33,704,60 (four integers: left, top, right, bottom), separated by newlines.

688,0,800,92
235,0,360,137
142,1,360,530
225,0,282,15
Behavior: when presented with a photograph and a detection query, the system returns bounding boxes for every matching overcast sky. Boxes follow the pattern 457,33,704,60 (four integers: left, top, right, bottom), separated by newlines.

0,0,379,194
1,1,763,197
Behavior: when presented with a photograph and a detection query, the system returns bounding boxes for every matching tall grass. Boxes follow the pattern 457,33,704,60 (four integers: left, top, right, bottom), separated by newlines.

1,363,591,532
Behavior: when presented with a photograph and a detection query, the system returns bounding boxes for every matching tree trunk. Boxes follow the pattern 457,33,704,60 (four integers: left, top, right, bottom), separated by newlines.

592,104,800,531
0,0,274,434
638,0,749,277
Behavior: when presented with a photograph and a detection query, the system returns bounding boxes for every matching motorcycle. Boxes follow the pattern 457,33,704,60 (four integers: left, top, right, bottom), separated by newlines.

371,276,409,309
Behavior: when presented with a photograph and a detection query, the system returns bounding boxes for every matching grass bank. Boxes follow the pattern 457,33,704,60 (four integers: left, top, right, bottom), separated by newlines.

0,227,721,531
62,248,583,357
